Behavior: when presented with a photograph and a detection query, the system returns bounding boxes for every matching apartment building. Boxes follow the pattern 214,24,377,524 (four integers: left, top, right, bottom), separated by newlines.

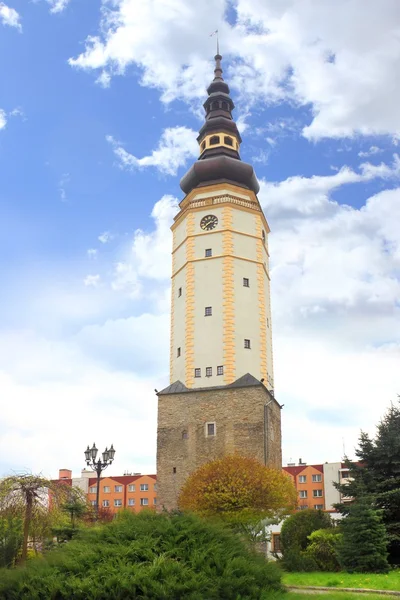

57,469,157,514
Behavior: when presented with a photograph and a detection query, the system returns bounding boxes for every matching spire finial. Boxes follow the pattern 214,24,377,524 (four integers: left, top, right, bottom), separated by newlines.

210,29,219,57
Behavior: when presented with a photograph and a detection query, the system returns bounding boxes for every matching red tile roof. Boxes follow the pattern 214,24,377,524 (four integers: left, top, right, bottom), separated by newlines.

88,474,157,486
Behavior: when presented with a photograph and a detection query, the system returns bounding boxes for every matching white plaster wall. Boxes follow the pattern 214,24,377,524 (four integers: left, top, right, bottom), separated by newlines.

192,187,252,202
192,257,224,387
232,209,257,233
173,219,186,248
174,242,186,273
194,231,223,257
233,233,258,261
323,462,341,510
171,269,186,383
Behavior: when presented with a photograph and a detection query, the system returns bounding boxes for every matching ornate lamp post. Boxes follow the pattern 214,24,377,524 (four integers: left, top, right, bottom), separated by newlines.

84,443,115,519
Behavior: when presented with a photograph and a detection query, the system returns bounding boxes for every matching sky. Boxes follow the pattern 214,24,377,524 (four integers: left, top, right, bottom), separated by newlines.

0,0,399,479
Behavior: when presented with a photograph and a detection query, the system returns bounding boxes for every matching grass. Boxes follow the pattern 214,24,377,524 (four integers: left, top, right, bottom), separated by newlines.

283,571,400,591
285,594,400,600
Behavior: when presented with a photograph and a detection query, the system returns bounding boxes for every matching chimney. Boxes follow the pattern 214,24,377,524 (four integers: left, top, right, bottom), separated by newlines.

298,458,307,465
59,469,72,480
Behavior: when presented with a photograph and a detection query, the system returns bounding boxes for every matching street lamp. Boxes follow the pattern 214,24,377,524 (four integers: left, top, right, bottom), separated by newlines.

84,443,115,519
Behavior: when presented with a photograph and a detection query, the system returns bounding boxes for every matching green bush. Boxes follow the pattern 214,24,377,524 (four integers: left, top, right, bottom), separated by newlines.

0,516,23,568
0,510,282,599
305,529,342,571
281,548,318,572
281,509,333,553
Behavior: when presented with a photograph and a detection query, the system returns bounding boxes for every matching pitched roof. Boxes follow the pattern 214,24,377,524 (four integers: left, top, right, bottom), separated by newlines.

88,474,157,487
158,373,275,397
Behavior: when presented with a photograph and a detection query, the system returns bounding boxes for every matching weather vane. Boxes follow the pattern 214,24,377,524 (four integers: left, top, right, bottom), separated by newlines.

210,29,219,55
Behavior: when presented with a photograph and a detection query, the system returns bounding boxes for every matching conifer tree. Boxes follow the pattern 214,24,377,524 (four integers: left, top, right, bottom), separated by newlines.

339,497,389,573
336,399,400,563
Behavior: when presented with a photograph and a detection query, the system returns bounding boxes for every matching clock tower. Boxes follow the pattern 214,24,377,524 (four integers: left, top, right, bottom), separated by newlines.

156,54,282,510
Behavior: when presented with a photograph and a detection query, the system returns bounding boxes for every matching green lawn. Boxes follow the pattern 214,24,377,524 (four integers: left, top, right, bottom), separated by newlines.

285,594,400,600
283,571,400,591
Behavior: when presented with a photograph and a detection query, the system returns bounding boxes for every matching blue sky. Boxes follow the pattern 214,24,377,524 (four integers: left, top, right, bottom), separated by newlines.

1,0,399,478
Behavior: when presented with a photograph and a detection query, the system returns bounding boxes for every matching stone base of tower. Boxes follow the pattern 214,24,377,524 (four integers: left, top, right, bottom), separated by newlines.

156,374,282,511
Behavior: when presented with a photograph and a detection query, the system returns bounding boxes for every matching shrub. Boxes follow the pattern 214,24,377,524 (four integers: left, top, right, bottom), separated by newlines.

0,510,282,599
281,509,333,553
305,529,342,571
281,548,318,572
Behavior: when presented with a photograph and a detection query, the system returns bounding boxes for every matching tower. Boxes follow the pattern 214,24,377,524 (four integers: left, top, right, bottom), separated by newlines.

156,54,282,510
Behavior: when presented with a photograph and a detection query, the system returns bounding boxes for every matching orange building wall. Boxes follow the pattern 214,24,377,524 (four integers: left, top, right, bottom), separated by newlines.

87,474,157,514
283,465,325,510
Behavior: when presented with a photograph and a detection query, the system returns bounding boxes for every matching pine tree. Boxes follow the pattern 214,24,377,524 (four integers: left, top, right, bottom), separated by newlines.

339,497,389,573
336,399,400,563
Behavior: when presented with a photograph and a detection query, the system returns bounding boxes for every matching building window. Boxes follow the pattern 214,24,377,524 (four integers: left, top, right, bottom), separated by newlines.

206,366,212,377
244,339,251,349
312,474,322,482
222,101,229,111
89,486,97,494
178,287,182,297
299,490,308,499
114,499,123,507
342,471,350,479
114,485,122,493
209,135,220,145
262,230,266,242
272,534,281,553
314,504,324,510
299,475,307,483
91,500,96,506
194,368,201,378
140,483,149,491
128,498,135,506
224,135,233,146
173,467,176,474
103,486,110,493
140,498,149,506
217,365,224,376
313,490,323,497
206,422,216,437
205,306,212,316
243,277,249,287
267,318,269,328
128,484,135,492
154,498,157,505
102,500,110,507
177,347,181,357
205,248,212,257
299,505,308,510
182,430,188,439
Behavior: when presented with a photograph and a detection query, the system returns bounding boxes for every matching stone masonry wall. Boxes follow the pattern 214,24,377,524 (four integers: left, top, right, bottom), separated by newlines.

156,385,282,510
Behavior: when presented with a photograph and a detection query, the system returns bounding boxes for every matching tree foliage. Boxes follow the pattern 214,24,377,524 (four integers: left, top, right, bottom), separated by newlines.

0,511,283,599
339,498,389,573
281,508,333,552
336,399,400,563
178,455,297,528
305,529,342,572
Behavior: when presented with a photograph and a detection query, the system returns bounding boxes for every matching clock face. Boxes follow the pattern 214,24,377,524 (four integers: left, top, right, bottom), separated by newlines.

200,214,218,231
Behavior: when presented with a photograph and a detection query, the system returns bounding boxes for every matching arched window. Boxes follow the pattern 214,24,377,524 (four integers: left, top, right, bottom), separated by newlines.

212,101,219,111
224,136,233,146
222,101,229,111
209,135,220,146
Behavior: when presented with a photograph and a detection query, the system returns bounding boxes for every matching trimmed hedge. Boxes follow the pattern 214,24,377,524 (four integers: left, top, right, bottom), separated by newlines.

0,510,282,599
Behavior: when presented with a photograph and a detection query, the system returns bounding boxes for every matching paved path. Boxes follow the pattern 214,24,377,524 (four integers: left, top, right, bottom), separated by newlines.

287,586,400,596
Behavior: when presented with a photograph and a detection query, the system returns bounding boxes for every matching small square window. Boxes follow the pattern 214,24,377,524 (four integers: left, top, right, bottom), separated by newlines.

194,368,201,377
206,366,212,377
299,490,307,499
299,475,306,483
103,486,110,493
128,484,135,492
140,498,149,506
154,498,157,505
182,430,188,439
140,484,149,491
128,498,135,506
114,485,122,493
114,499,122,507
314,504,324,510
262,230,266,242
313,489,323,497
243,278,249,287
89,486,97,494
206,422,216,436
173,467,176,474
205,248,212,257
312,474,322,482
91,500,96,506
177,347,181,357
102,500,110,507
244,339,251,349
217,365,223,376
299,505,308,510
205,306,212,316
178,287,182,297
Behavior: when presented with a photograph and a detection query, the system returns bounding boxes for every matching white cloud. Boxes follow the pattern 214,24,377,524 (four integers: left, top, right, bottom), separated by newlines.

59,173,70,201
44,0,70,13
358,146,383,158
0,2,21,30
98,231,113,244
0,109,6,130
87,249,98,259
106,127,198,176
70,0,400,140
83,274,101,287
